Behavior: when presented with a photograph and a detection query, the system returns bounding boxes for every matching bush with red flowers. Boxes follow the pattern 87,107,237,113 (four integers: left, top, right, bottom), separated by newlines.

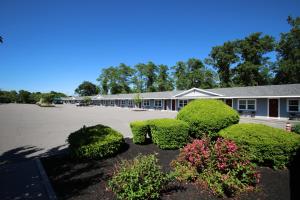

171,137,259,197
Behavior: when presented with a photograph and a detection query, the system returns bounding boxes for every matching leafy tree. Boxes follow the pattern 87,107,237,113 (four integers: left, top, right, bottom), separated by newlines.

75,81,99,96
186,58,206,88
274,16,300,84
157,65,173,91
234,32,275,86
97,69,109,94
83,96,92,105
118,63,135,93
40,93,55,104
144,62,158,92
205,41,239,87
133,63,147,92
133,93,142,107
172,61,189,90
202,69,218,89
17,90,33,103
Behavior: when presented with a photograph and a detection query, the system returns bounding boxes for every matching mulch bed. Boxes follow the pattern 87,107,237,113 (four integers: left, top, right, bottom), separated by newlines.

41,138,300,200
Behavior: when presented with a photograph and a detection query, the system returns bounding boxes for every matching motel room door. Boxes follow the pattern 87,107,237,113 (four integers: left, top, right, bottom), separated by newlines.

225,99,233,107
172,100,176,111
269,99,278,118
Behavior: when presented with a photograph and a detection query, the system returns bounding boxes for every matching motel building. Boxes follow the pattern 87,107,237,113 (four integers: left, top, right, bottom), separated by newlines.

62,84,300,120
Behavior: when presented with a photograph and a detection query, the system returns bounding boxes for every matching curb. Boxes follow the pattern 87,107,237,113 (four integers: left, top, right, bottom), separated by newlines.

35,159,57,200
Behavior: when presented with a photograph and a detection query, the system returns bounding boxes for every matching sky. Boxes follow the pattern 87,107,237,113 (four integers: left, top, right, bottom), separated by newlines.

0,0,299,95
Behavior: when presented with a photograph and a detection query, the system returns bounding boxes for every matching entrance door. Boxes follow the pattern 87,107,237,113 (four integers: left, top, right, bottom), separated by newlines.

269,99,278,117
164,100,167,110
172,100,176,111
225,99,233,107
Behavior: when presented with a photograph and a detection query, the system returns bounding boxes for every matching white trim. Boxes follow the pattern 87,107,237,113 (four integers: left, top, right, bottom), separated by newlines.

237,99,257,111
173,88,223,98
267,98,280,118
287,99,300,112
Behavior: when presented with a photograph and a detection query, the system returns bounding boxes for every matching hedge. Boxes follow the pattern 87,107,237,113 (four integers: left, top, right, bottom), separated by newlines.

67,124,124,159
219,123,300,168
130,121,150,144
177,99,239,138
148,118,190,149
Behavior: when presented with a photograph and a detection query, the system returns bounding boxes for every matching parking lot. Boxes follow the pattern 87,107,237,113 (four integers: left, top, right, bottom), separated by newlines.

0,104,289,159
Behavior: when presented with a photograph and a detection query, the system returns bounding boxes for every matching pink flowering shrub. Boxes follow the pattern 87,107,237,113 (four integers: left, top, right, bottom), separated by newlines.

181,139,211,170
171,137,260,197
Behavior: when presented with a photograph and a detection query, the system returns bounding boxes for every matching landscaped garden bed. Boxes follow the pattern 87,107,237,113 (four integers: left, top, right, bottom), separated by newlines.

41,138,298,200
41,100,300,199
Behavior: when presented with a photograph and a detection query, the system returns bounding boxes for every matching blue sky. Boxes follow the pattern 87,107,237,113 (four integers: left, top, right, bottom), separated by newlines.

0,0,299,95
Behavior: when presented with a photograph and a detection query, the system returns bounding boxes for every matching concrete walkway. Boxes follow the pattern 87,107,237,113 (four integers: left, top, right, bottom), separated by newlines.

0,159,56,200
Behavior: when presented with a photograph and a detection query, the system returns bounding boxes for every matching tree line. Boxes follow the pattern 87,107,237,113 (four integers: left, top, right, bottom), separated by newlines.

83,16,298,95
0,90,67,104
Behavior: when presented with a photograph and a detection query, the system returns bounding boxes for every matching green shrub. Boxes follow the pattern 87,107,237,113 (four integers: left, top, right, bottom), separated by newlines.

219,123,300,168
148,118,190,149
130,121,150,144
67,124,124,159
108,154,173,200
177,99,239,138
293,123,300,134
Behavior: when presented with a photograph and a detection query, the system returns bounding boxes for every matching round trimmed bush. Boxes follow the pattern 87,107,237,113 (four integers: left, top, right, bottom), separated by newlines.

130,121,150,144
177,99,239,138
293,123,300,134
148,118,190,149
219,123,300,168
67,124,124,159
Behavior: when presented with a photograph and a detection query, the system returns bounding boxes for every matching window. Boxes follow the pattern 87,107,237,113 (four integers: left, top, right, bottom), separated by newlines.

128,100,133,106
121,100,126,105
179,100,188,108
288,99,300,112
110,100,114,105
154,100,162,107
238,99,256,111
143,100,150,107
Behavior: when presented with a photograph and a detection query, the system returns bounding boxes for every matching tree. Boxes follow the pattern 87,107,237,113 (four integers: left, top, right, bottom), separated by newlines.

83,96,92,105
157,65,174,91
144,62,158,92
40,93,55,104
17,90,33,103
186,58,206,88
273,16,300,84
118,63,135,93
233,32,275,86
133,93,142,108
133,63,147,93
75,81,99,96
97,69,109,94
205,41,239,87
172,61,189,90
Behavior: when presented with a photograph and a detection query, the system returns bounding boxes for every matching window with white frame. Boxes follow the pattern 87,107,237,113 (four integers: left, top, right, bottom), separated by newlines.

179,100,188,108
154,100,162,107
128,100,133,106
110,100,114,105
238,99,256,111
287,99,300,112
121,100,126,105
143,100,150,107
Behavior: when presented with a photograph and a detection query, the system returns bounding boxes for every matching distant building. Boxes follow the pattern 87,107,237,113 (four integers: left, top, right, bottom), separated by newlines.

62,84,300,120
